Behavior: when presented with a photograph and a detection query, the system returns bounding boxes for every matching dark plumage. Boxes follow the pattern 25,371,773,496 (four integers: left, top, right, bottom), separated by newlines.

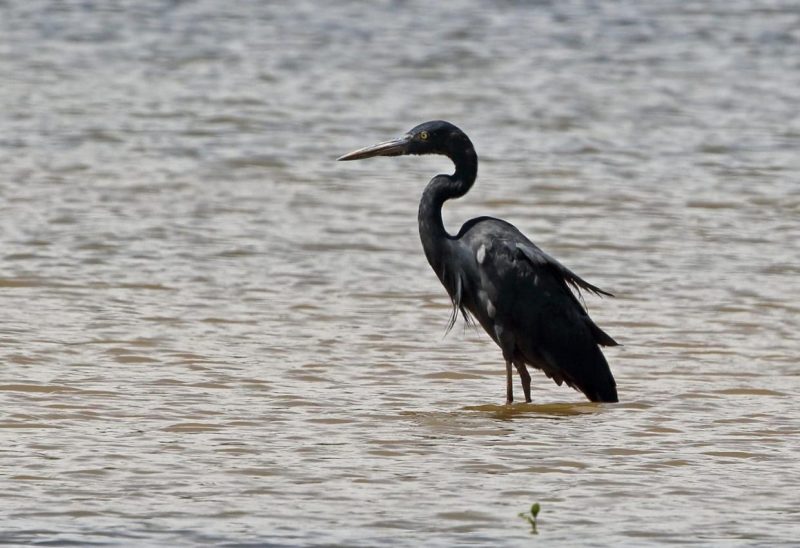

339,120,618,403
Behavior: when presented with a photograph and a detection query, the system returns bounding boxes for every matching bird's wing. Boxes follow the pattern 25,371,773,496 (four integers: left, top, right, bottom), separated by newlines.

455,220,618,401
510,240,618,347
514,242,613,298
481,238,618,400
457,216,612,297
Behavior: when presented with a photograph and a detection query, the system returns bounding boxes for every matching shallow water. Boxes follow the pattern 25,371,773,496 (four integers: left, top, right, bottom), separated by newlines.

1,0,799,545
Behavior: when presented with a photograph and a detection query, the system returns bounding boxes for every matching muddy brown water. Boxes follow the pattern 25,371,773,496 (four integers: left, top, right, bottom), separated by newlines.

1,1,799,545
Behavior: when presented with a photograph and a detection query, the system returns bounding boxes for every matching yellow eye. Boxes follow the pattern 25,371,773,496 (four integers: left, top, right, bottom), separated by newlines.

419,130,429,140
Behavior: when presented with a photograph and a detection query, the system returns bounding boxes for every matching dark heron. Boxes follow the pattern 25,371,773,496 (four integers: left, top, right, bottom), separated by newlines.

338,120,618,403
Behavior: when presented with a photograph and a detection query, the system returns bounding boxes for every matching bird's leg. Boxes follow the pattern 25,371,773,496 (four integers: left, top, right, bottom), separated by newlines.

514,361,532,403
505,359,514,404
496,326,516,404
495,325,516,404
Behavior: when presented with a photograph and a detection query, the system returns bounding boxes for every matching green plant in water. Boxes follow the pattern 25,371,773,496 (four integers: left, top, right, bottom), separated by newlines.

518,502,541,534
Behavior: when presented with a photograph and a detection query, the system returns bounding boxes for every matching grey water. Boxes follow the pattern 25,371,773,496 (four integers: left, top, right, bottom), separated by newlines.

1,0,799,545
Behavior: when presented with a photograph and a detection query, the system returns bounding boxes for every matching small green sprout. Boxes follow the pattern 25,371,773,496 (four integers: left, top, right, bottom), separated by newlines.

518,502,541,534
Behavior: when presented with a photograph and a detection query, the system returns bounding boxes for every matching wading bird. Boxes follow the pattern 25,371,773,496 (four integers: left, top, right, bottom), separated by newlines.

338,121,618,403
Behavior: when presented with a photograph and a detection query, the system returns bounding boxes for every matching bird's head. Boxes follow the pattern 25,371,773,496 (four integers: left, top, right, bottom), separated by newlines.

337,120,472,162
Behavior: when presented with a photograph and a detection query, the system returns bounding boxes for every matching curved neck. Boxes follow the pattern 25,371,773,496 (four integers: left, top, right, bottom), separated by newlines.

417,145,478,268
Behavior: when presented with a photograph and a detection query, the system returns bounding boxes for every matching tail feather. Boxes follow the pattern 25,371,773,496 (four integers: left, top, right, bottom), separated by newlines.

534,344,618,403
587,320,619,347
585,374,618,403
572,348,618,403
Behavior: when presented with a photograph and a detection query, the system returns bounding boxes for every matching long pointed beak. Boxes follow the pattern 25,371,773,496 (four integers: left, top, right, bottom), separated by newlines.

337,135,411,161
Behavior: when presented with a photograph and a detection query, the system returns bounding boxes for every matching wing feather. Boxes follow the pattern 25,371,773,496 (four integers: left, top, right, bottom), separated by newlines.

515,243,613,298
453,217,619,402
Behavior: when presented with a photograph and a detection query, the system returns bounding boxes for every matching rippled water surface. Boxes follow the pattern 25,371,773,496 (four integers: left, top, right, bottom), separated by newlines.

2,0,799,545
